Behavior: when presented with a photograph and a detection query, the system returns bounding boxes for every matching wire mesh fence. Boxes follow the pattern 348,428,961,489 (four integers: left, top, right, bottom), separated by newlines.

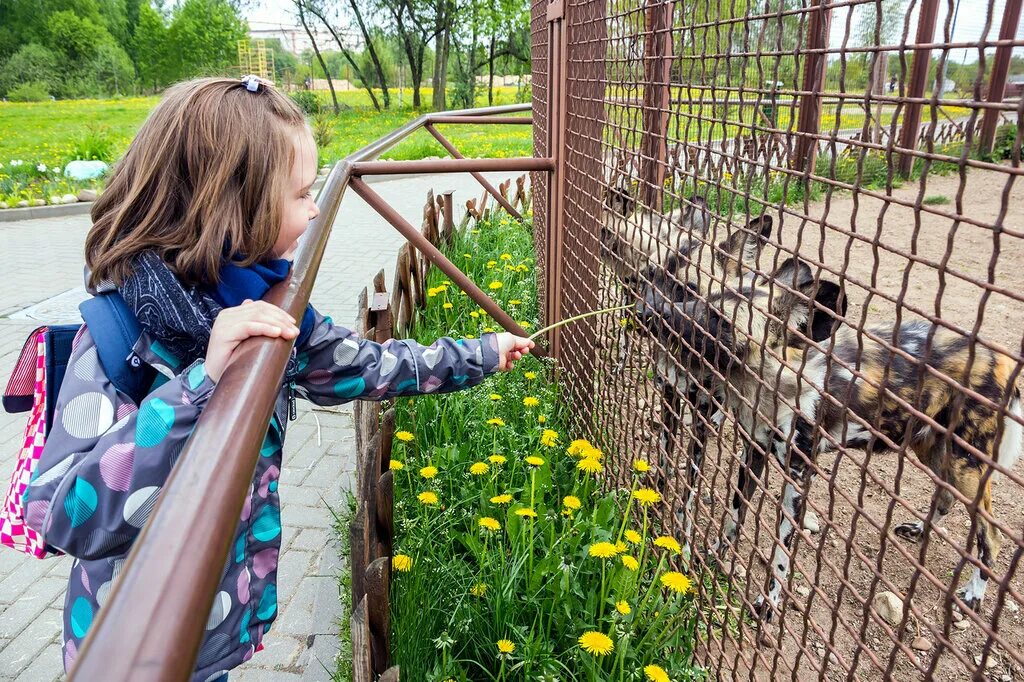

532,0,1024,678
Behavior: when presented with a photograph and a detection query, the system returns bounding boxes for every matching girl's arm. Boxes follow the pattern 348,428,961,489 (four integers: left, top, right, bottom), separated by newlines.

292,309,500,404
24,327,217,560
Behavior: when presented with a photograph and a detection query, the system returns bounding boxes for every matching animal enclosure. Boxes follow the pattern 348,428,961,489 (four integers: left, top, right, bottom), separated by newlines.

531,0,1024,679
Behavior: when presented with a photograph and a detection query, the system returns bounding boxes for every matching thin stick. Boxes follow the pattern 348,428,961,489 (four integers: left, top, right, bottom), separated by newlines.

527,305,633,341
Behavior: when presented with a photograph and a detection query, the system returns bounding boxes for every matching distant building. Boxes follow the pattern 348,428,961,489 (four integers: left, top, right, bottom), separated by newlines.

247,21,361,55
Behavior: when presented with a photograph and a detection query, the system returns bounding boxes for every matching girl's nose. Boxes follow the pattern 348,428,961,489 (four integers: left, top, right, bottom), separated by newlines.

309,203,320,220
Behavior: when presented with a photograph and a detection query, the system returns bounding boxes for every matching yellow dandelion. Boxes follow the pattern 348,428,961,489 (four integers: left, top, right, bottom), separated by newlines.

615,600,631,615
578,631,614,656
525,456,545,467
524,371,537,380
470,311,480,319
632,488,662,506
644,664,670,682
487,260,497,268
420,465,439,479
392,554,413,572
515,508,537,519
653,536,682,554
615,540,627,554
483,327,495,333
487,418,505,427
562,495,581,510
490,493,514,504
497,639,515,654
479,517,501,532
660,571,692,594
621,555,639,571
442,302,453,310
418,491,439,505
389,459,404,471
470,462,490,476
633,459,651,473
577,458,603,475
396,431,414,442
581,445,603,460
470,582,488,597
488,454,507,465
540,429,559,447
489,393,503,401
489,281,503,290
567,438,593,457
589,542,619,559
538,415,547,424
523,396,540,408
499,253,512,260
624,530,642,545
510,299,523,306
464,253,472,259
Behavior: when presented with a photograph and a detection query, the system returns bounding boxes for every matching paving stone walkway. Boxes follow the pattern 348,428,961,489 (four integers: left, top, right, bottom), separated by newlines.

0,172,511,680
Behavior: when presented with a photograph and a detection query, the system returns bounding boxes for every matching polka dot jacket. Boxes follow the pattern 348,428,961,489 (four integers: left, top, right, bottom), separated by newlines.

24,306,499,681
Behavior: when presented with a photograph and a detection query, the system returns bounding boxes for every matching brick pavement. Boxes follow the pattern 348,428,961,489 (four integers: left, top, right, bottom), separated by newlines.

0,172,512,680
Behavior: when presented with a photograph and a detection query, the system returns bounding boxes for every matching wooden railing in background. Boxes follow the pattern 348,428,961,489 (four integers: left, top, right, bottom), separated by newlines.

348,176,531,681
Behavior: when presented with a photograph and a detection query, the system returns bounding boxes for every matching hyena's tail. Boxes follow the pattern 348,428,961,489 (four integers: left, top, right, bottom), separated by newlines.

996,391,1023,478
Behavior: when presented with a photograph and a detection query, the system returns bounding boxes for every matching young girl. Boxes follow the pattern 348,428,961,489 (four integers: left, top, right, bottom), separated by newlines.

25,77,533,681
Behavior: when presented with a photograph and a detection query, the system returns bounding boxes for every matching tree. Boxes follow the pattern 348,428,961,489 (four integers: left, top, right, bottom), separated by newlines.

300,0,384,111
0,43,59,97
134,3,172,91
297,0,341,113
165,0,247,80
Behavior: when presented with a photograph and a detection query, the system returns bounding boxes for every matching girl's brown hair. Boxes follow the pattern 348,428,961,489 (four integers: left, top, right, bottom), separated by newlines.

86,77,307,288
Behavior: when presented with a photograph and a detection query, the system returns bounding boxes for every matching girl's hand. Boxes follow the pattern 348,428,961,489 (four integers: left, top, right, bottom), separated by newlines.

495,332,535,371
205,299,300,383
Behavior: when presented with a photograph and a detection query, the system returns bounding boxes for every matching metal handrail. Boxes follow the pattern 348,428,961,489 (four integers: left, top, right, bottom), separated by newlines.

70,102,541,680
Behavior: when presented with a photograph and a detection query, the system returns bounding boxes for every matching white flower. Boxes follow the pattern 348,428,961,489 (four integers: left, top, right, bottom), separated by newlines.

52,166,61,175
37,163,47,173
10,160,22,167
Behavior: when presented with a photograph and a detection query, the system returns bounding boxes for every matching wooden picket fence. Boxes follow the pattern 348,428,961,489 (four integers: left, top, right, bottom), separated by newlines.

348,175,530,681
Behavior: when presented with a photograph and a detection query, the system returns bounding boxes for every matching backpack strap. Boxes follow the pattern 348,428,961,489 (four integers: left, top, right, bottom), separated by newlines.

79,292,155,407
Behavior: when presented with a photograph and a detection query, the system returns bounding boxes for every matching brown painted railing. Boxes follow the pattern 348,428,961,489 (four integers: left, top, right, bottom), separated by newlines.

69,102,543,681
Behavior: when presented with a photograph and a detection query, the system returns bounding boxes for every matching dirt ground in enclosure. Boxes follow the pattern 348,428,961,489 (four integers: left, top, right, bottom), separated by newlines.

596,166,1024,681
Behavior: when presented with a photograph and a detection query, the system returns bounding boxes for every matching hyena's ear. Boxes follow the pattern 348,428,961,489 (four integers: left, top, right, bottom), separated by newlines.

721,214,773,275
771,257,847,344
606,184,636,218
681,195,711,236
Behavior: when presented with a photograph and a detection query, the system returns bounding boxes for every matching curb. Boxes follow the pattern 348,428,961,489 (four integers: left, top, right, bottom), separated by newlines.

0,200,93,223
0,176,332,224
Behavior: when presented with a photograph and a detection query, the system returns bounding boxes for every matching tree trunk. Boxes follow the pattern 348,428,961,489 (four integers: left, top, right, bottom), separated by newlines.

348,0,391,108
413,44,426,108
304,0,381,111
488,36,495,106
432,26,450,110
298,3,339,113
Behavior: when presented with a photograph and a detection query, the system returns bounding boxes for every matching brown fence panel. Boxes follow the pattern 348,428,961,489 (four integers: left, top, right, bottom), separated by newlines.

534,0,1024,679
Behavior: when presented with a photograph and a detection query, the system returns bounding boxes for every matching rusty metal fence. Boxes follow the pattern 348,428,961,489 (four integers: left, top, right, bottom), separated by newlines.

532,0,1024,679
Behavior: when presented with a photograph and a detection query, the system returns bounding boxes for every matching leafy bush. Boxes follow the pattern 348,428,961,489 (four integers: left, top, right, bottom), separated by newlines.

0,43,58,97
992,123,1018,161
290,90,322,116
8,81,50,102
310,111,335,151
384,214,708,681
71,125,117,162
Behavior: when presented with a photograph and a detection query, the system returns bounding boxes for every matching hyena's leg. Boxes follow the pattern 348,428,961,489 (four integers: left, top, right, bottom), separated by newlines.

755,431,814,624
948,454,1002,613
720,439,767,550
677,387,715,557
895,441,955,542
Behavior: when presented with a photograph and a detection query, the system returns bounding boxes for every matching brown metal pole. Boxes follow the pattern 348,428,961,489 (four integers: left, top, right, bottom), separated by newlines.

424,122,524,220
897,0,940,175
979,0,1023,155
544,0,568,360
790,0,832,172
427,115,534,124
351,157,554,176
638,0,673,208
348,177,543,355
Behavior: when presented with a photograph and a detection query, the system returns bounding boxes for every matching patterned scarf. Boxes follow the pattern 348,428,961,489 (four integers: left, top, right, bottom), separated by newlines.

119,251,315,368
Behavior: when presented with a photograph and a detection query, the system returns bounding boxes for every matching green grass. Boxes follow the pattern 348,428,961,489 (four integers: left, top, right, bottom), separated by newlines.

923,194,951,205
0,86,534,204
376,212,708,681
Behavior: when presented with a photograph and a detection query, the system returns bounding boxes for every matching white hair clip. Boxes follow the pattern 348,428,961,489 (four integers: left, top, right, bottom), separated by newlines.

241,75,262,92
